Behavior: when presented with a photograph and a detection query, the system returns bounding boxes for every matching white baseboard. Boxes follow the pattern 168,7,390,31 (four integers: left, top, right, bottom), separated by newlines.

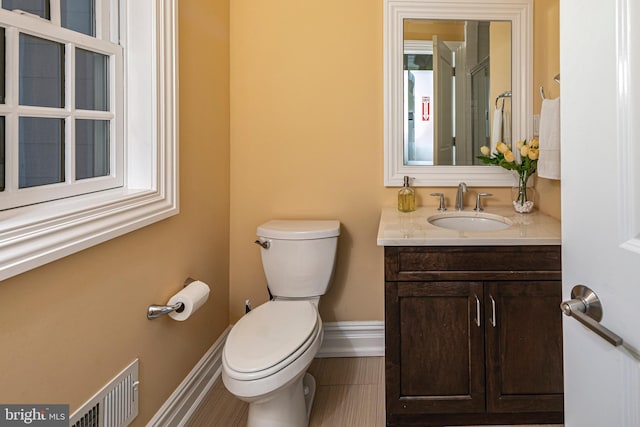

146,326,231,427
147,321,385,426
317,321,385,357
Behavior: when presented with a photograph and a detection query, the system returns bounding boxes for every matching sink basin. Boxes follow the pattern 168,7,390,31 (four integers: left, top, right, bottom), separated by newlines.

428,211,512,232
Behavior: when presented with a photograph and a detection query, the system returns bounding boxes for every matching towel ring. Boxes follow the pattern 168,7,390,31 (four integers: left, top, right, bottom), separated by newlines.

540,74,560,100
494,91,512,109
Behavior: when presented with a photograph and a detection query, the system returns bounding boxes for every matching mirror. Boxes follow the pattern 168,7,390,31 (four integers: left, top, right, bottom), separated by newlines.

403,20,511,166
384,0,532,186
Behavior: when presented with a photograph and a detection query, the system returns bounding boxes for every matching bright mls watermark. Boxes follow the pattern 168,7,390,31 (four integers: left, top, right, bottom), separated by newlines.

0,405,68,427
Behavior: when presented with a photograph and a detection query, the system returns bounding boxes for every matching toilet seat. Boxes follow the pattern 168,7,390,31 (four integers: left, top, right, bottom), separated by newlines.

223,300,320,381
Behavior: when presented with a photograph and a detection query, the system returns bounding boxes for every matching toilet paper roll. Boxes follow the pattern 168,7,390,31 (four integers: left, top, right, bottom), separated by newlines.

167,280,210,321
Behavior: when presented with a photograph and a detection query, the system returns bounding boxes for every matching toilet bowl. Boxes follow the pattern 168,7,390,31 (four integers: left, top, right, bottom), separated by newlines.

221,219,340,427
222,300,322,426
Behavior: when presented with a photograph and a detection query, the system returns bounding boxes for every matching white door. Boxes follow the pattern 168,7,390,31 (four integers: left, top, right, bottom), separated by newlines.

561,0,640,425
433,36,454,165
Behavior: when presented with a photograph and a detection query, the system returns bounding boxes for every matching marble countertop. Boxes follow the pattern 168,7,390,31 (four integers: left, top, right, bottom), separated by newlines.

377,206,561,246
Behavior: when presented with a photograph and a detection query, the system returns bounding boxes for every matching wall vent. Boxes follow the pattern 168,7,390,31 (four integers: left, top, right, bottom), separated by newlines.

70,359,139,427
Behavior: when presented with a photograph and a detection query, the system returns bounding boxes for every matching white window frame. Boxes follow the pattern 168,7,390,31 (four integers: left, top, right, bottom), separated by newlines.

0,0,179,281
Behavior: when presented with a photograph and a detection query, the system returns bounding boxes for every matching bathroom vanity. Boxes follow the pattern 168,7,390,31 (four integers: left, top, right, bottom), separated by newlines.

378,207,564,426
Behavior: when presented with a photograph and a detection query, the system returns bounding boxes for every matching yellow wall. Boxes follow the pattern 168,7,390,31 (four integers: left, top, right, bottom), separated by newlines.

229,0,385,323
404,20,465,41
229,0,561,323
533,0,561,218
0,0,230,425
490,21,513,142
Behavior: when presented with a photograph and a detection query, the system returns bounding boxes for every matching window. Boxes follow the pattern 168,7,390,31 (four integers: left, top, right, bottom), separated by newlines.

0,0,122,209
0,0,179,280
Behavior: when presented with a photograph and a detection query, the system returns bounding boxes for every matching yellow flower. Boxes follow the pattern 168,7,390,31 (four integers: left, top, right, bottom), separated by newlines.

475,137,538,181
504,150,515,162
496,142,509,154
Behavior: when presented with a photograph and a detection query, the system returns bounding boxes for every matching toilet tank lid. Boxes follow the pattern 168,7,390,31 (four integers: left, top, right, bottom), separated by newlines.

257,219,340,240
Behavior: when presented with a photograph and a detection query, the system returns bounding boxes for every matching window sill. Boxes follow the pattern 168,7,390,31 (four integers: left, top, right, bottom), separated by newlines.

0,187,178,280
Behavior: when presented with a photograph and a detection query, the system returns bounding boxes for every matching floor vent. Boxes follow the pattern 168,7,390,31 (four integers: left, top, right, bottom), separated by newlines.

70,359,139,427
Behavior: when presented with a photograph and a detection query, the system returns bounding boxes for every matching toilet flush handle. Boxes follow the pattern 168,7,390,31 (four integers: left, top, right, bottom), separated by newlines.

254,239,270,249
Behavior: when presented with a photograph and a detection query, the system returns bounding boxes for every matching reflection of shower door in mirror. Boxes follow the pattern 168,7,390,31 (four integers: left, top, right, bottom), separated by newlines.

433,36,454,165
470,58,490,165
403,43,434,166
406,72,416,163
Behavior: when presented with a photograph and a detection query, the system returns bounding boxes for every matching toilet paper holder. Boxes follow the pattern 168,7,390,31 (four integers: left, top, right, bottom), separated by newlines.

147,278,195,320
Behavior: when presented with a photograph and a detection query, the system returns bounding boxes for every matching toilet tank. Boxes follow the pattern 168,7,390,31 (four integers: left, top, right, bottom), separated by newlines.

256,220,340,298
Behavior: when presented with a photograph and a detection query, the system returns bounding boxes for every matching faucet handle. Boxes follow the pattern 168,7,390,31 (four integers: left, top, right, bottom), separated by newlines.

474,193,493,212
430,193,446,211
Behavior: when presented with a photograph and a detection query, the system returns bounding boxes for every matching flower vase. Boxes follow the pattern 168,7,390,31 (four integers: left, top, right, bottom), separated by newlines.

512,172,535,213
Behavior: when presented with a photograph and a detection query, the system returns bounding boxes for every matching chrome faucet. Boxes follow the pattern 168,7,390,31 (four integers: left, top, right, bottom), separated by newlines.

455,182,468,211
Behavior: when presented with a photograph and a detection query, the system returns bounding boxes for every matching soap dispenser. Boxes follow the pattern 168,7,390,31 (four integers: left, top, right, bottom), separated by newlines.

398,176,416,212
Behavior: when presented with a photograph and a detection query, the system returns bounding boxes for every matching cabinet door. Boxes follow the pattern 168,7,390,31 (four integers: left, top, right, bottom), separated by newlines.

485,281,564,414
386,281,485,415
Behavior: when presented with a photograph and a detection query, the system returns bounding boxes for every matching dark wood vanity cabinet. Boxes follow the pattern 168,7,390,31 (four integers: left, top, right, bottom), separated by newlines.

384,246,564,426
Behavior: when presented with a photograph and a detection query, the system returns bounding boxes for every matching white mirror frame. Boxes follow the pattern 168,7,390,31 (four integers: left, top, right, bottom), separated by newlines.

384,0,533,186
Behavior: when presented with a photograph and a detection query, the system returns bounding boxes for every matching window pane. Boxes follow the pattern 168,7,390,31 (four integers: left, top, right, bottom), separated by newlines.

61,0,95,36
76,119,109,180
0,117,4,191
76,48,108,111
19,117,64,188
2,0,50,19
19,34,64,108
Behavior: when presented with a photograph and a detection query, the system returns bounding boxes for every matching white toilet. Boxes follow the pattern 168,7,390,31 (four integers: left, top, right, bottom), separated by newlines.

222,219,340,427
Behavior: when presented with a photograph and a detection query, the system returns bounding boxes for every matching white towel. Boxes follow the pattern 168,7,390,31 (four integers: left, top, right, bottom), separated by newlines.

502,108,511,146
537,97,561,180
491,107,503,153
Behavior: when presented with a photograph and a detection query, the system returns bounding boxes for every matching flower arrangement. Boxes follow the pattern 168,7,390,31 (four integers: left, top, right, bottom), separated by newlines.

477,139,539,213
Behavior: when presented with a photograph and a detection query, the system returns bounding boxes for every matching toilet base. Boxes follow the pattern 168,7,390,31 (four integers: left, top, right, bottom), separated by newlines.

246,372,317,427
303,372,316,419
